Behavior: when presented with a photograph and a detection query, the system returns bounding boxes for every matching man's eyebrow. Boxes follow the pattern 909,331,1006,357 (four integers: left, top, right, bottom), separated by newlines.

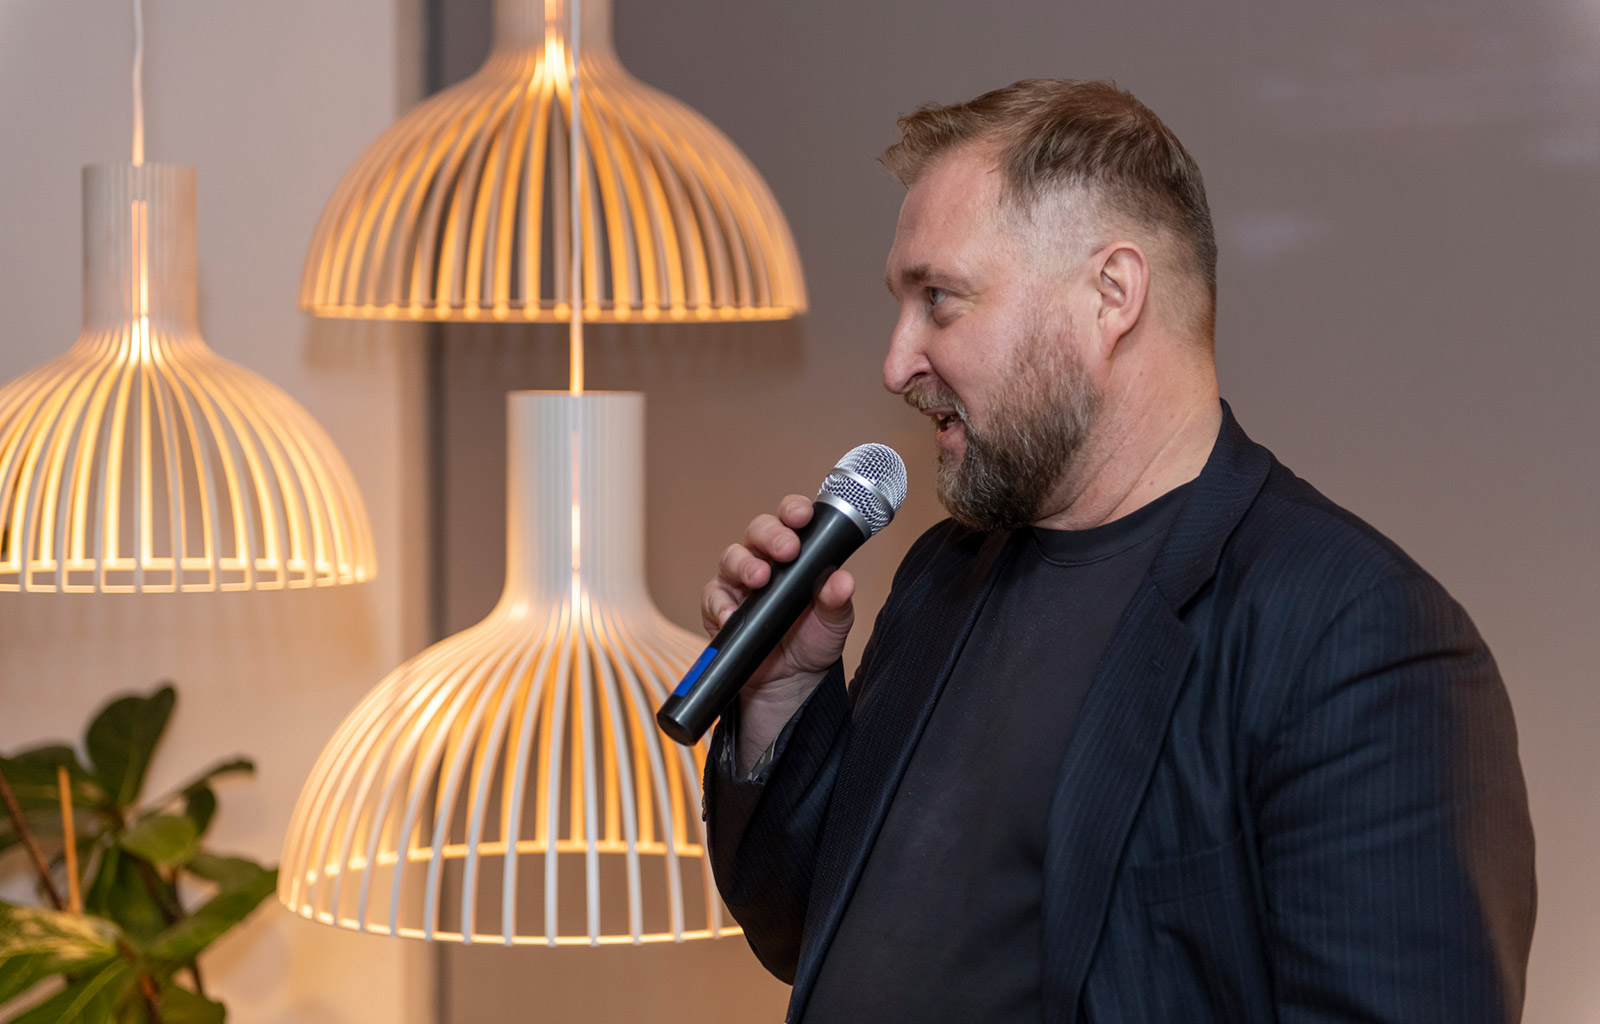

885,264,935,296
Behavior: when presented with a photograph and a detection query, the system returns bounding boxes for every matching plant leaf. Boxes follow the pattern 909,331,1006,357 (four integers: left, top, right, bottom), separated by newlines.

0,902,123,964
184,853,269,892
5,960,131,1024
176,759,253,794
0,747,103,813
0,814,105,881
118,816,198,868
82,847,168,944
181,787,216,839
154,982,225,1024
83,844,121,915
85,687,175,810
0,953,59,1005
145,865,276,964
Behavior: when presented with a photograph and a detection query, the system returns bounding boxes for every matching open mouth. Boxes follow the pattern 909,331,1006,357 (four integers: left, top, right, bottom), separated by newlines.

930,410,966,446
905,386,967,442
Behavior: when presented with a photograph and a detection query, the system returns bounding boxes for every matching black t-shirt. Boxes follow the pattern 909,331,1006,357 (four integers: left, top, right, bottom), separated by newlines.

804,484,1190,1022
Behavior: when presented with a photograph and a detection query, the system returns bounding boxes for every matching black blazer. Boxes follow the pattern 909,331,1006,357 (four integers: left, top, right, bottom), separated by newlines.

706,404,1535,1024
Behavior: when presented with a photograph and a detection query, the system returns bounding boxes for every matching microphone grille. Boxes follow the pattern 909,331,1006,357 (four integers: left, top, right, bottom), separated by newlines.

819,443,908,536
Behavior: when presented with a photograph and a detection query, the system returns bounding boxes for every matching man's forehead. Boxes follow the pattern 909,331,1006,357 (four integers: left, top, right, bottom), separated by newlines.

885,169,1051,293
901,149,1006,219
885,180,993,286
890,157,998,242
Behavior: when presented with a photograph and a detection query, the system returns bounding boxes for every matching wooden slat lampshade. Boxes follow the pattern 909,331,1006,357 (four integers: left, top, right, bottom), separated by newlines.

280,392,736,944
300,0,806,324
0,164,375,592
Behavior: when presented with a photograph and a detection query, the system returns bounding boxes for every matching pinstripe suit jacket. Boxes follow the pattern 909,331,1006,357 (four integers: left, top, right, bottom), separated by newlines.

705,403,1535,1024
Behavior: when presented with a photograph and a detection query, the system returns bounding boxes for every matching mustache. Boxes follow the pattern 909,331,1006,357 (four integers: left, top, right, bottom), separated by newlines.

904,380,969,422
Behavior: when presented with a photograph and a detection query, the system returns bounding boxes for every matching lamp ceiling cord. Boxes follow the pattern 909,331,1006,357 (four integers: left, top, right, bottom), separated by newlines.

132,0,144,166
568,0,583,395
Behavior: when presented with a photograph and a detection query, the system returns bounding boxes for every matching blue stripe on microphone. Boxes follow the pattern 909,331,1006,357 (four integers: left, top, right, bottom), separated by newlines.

673,647,718,697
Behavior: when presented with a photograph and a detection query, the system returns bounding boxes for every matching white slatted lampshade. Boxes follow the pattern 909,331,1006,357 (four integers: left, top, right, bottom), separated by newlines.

0,164,375,593
300,0,806,324
279,392,736,944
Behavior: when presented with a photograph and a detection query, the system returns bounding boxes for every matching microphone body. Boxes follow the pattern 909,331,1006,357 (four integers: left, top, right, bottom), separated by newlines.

657,444,906,746
657,502,866,746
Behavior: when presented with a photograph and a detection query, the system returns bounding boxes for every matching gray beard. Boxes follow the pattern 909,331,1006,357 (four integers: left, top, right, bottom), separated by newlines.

915,339,1100,532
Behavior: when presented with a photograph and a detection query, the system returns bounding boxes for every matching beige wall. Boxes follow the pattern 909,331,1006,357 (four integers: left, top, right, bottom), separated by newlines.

0,2,432,1022
436,0,1600,1021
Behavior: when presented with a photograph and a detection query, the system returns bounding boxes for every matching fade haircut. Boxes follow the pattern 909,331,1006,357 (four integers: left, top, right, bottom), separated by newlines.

881,79,1218,340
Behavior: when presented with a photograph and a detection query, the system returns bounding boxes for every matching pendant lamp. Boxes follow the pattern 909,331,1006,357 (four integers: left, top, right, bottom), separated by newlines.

0,9,374,592
283,0,780,945
299,0,806,323
280,391,734,944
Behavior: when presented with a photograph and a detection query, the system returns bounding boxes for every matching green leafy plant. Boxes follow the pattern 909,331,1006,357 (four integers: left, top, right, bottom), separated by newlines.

0,685,277,1023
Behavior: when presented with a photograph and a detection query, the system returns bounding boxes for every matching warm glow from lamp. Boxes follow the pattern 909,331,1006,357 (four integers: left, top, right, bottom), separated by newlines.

299,0,806,325
280,392,736,944
0,0,374,593
0,164,376,592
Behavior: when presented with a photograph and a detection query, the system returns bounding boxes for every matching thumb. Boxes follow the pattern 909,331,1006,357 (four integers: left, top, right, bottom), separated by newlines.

813,569,856,628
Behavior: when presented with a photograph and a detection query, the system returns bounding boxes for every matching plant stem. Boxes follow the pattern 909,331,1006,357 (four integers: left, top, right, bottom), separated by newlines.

135,858,182,923
166,864,209,999
57,766,82,912
137,971,164,1024
0,761,65,910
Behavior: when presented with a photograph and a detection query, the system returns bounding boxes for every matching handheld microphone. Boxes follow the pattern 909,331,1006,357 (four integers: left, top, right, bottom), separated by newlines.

656,444,907,746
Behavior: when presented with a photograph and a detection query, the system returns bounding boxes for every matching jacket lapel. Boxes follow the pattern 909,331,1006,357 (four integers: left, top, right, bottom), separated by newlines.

1038,586,1195,1024
1039,402,1274,1024
787,528,1019,1020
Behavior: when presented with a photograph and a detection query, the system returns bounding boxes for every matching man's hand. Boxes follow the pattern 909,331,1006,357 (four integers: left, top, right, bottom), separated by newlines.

703,494,855,774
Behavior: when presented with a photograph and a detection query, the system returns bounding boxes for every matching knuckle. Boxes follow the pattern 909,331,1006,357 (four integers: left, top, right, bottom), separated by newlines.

719,543,748,573
782,496,814,524
748,513,778,537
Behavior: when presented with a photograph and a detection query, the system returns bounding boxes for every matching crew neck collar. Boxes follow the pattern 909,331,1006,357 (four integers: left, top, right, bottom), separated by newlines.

1029,481,1193,567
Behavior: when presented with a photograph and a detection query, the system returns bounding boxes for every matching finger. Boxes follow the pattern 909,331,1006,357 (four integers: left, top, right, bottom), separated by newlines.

723,537,764,582
777,494,814,530
745,513,801,564
718,542,771,591
702,580,745,633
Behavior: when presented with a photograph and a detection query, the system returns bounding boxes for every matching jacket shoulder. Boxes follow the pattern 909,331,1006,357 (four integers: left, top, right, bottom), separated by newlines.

1210,459,1494,731
1221,460,1451,613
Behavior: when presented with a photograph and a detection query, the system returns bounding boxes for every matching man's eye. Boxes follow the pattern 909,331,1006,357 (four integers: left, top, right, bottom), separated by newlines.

927,287,947,306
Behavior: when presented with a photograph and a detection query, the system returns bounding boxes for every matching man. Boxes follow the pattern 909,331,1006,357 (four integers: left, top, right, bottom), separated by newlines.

701,79,1534,1024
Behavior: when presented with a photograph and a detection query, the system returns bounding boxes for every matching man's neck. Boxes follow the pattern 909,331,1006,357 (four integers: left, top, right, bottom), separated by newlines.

1033,387,1222,531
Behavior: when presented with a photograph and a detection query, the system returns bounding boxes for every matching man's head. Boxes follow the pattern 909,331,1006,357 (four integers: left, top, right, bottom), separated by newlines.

882,78,1217,341
881,79,1217,531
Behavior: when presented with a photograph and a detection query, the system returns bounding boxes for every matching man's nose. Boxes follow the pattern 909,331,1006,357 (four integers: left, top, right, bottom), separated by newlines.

882,315,931,395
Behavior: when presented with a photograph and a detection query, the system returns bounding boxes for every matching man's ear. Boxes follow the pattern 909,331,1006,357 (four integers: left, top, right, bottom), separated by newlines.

1092,242,1149,357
